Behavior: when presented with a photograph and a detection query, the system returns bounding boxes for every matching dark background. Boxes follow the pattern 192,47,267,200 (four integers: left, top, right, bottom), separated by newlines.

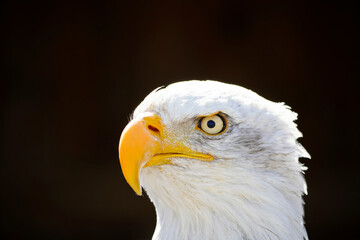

2,1,359,239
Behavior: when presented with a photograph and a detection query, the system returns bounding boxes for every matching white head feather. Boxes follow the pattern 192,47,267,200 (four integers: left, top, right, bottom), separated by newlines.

132,80,309,240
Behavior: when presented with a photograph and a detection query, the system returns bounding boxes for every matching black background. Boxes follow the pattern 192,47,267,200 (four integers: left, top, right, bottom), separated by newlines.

2,1,359,239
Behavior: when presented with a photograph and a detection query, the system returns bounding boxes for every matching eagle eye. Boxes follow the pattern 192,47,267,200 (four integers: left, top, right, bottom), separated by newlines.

198,114,227,135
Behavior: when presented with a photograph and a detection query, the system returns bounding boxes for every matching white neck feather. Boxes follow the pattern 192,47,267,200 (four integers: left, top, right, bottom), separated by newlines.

142,157,308,240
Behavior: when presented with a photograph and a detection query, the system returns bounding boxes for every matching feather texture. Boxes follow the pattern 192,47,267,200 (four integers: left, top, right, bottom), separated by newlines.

132,80,309,240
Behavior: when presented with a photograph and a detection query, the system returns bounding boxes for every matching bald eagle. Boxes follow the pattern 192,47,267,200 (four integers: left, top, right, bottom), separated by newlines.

119,80,309,240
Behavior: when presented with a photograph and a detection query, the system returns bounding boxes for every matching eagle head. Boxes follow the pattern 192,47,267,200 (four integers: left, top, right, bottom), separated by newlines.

119,80,309,240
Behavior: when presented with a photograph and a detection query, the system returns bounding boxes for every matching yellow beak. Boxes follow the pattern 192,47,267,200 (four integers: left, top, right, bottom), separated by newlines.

119,113,213,195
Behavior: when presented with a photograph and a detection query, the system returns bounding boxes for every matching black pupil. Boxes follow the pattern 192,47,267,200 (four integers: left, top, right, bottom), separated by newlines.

207,120,216,128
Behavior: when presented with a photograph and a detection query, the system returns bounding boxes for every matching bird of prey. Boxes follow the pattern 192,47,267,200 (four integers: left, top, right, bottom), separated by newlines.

119,80,309,240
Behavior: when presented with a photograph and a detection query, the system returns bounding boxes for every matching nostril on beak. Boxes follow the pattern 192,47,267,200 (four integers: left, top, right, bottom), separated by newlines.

147,124,160,134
